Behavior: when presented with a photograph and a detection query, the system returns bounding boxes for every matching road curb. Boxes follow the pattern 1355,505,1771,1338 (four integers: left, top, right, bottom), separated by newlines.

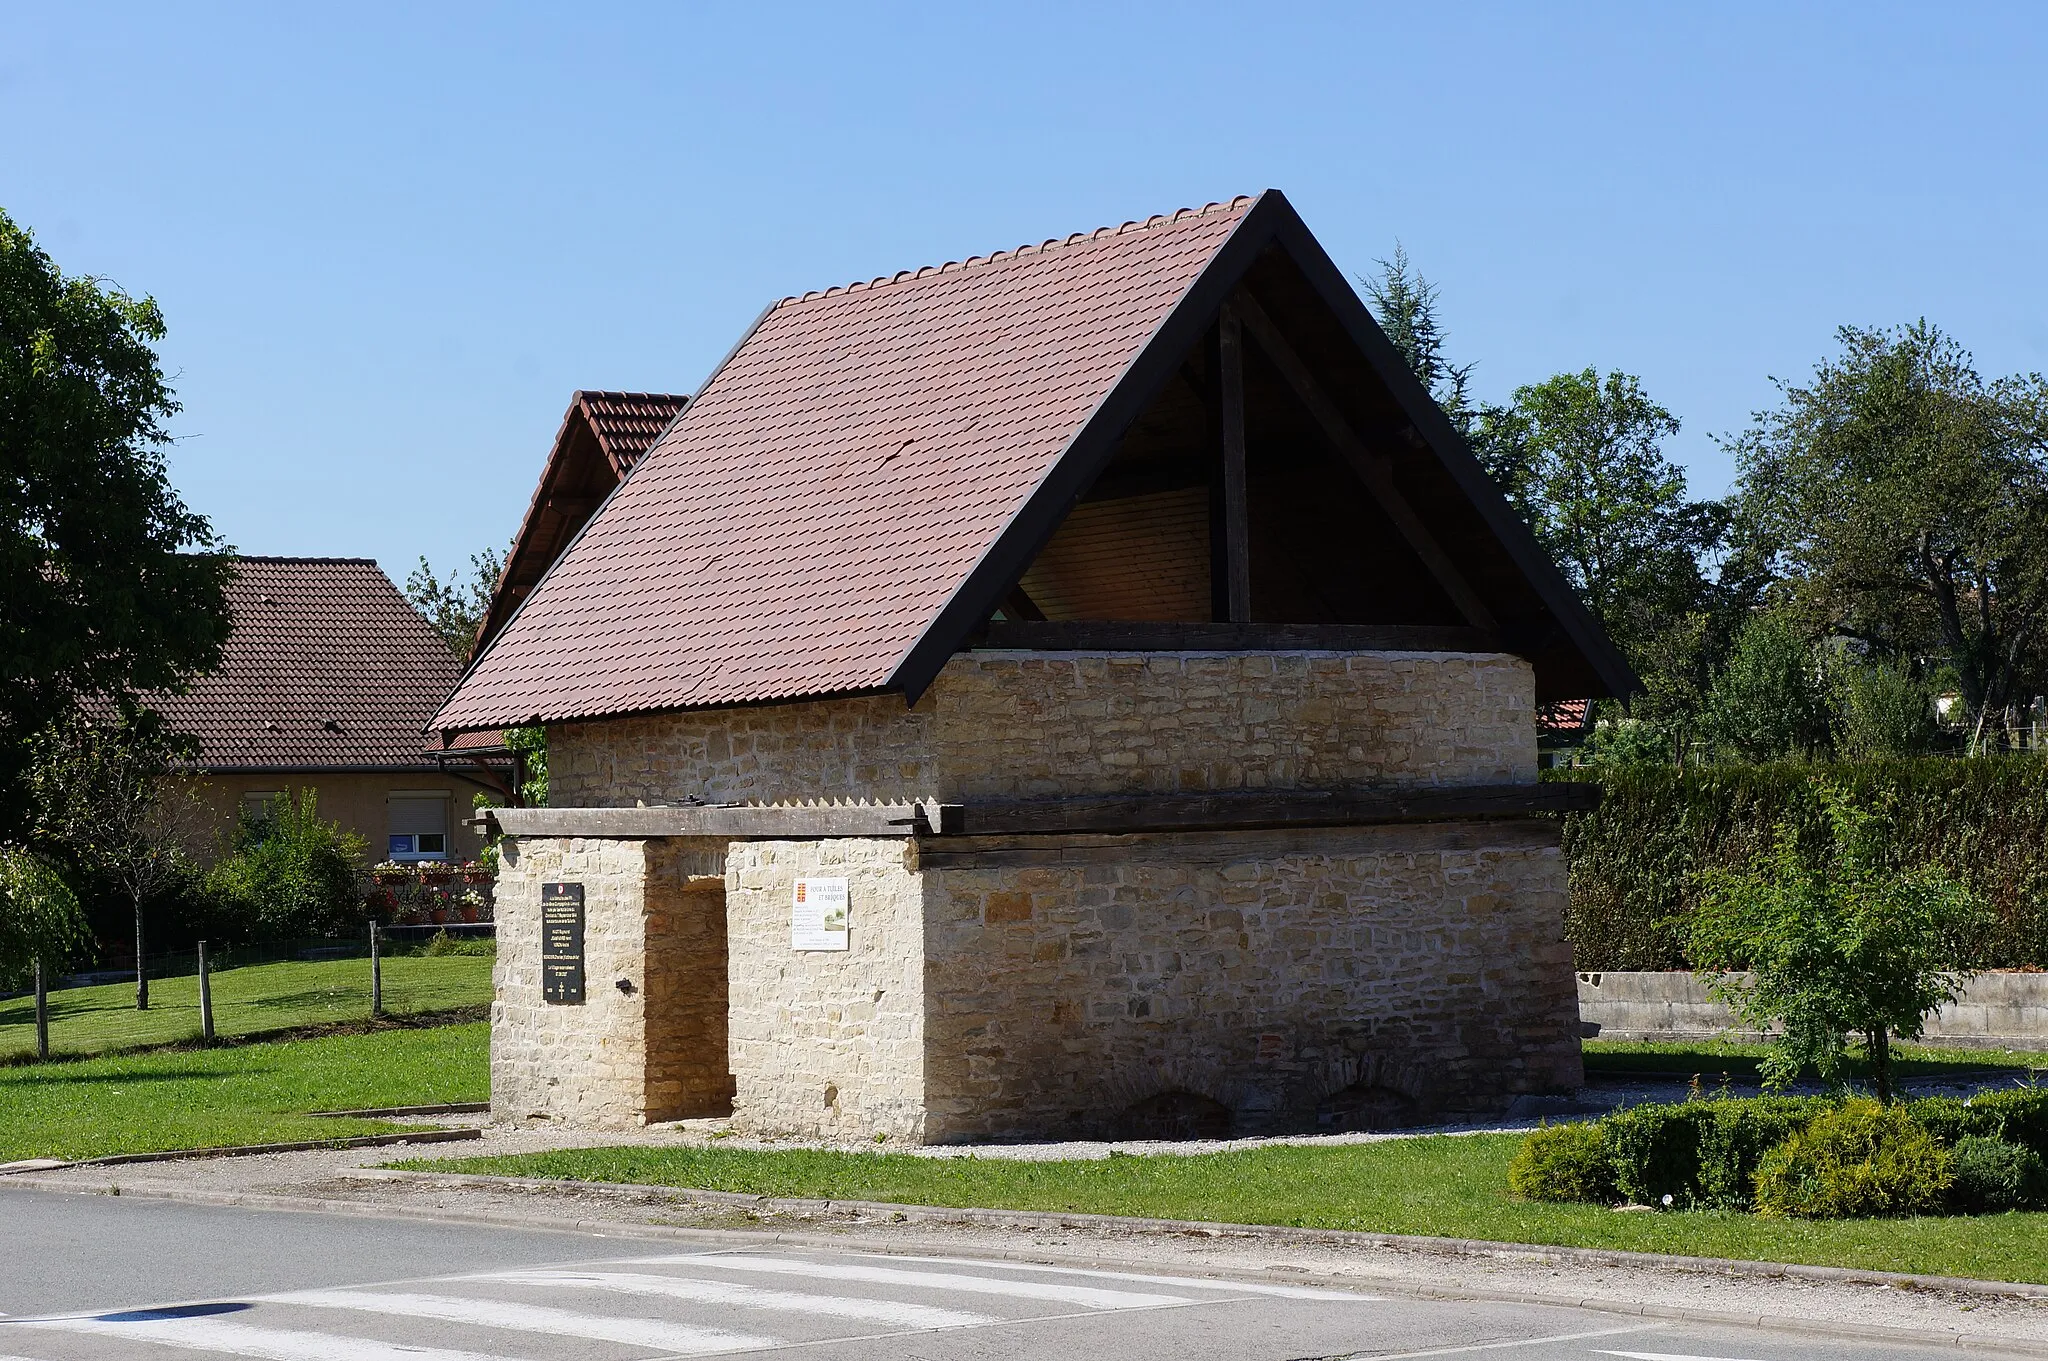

5,1168,2046,1355
0,1128,479,1175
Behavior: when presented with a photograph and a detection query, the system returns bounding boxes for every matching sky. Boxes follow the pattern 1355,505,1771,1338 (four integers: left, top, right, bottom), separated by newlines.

5,3,2045,586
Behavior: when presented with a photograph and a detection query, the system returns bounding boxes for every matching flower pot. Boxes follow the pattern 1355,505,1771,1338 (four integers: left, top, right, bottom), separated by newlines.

462,871,493,885
459,905,479,923
419,872,455,887
429,908,449,925
373,871,408,886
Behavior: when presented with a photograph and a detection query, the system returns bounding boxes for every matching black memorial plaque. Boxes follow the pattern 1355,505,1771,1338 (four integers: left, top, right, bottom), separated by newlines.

540,882,586,1005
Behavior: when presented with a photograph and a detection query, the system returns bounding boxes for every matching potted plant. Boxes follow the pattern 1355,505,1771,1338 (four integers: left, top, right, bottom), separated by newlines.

418,862,456,886
372,860,412,886
460,860,493,885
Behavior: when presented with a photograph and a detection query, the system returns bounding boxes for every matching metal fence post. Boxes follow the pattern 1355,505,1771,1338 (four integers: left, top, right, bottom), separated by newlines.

197,940,215,1042
370,919,383,1018
33,959,48,1061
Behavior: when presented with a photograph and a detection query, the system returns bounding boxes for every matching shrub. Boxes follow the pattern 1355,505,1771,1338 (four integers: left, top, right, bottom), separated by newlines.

1754,1098,1952,1218
1695,1096,1832,1211
203,790,367,939
1908,1089,2048,1160
1948,1135,2048,1213
1508,1122,1614,1203
1602,1102,1719,1207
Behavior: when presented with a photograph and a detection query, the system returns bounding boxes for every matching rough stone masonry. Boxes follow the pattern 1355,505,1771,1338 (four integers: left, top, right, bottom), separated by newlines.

490,649,1584,1141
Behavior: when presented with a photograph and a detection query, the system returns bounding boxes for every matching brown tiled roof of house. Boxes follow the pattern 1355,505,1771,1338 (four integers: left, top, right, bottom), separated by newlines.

156,558,465,771
471,390,689,660
438,200,1259,729
436,190,1637,733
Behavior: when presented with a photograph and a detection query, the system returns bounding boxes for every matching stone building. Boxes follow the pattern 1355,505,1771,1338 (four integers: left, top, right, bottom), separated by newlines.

436,190,1635,1143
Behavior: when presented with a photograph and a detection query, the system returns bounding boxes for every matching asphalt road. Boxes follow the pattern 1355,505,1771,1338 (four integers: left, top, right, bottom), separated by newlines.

0,1189,1970,1360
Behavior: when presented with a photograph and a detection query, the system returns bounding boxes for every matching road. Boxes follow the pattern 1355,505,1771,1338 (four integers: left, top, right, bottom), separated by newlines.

0,1189,1969,1360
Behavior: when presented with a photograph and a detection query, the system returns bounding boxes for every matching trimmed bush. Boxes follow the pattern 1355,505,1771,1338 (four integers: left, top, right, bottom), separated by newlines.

1602,1102,1719,1207
1948,1135,2048,1213
203,790,368,940
1554,757,2048,970
1696,1096,1832,1211
1908,1089,2048,1160
1508,1122,1614,1203
1754,1099,1953,1218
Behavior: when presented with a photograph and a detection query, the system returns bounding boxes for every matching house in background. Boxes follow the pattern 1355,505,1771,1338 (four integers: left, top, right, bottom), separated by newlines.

157,557,511,863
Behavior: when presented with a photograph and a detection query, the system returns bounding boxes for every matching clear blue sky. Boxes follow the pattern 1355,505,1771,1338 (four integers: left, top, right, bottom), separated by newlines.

6,4,2044,584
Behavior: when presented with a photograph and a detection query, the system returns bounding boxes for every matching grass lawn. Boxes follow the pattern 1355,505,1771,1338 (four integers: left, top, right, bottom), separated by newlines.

409,1134,2048,1285
0,1021,488,1162
1583,1037,2048,1081
0,954,493,1061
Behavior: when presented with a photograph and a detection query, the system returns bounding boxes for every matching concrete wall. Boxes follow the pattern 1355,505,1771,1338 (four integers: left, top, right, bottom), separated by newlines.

548,649,1539,808
1579,970,2048,1050
185,771,492,864
921,820,1583,1143
492,835,730,1126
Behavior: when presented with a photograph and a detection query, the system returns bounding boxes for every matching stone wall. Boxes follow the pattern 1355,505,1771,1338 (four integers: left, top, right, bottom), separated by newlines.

918,820,1582,1143
492,835,730,1126
549,649,1537,808
1578,970,2048,1051
723,837,930,1141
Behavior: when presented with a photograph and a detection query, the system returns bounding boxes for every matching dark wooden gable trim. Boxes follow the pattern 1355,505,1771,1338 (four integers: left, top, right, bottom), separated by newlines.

889,189,1639,706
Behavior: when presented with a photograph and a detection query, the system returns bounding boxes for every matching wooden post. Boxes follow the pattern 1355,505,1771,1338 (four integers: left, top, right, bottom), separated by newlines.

197,940,214,1043
1218,303,1251,622
33,959,48,1061
370,920,383,1018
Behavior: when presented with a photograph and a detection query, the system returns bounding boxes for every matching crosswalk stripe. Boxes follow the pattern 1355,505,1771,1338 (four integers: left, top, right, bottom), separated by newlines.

870,1253,1385,1300
633,1254,1192,1310
275,1289,776,1354
12,1313,518,1361
486,1269,996,1330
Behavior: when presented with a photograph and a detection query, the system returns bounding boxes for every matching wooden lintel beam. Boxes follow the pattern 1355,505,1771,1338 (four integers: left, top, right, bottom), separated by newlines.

1217,304,1252,622
956,783,1598,836
484,801,959,840
1231,290,1499,633
974,620,1501,653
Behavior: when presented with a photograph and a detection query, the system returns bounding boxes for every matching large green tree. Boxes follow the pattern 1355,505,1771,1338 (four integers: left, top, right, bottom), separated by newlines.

0,209,232,839
406,546,505,658
1360,244,1476,435
1728,322,2048,725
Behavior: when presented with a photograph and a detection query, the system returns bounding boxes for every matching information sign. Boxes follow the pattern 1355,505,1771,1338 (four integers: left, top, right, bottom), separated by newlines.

790,877,849,951
540,882,586,1004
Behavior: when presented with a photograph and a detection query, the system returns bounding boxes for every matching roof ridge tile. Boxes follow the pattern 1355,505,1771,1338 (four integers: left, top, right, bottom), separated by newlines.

789,195,1256,305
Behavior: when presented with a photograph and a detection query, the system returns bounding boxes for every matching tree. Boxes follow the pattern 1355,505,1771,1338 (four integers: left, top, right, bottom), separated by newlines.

1834,660,1937,760
1727,322,2048,729
0,209,233,840
1692,787,1988,1103
1360,243,1477,435
28,709,203,1009
406,547,505,657
1704,611,1836,762
0,844,87,993
203,789,367,939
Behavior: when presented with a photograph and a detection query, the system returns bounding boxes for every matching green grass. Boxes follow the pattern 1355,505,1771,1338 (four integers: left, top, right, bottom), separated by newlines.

1582,1037,2048,1081
0,955,493,1061
0,1021,488,1162
408,1134,2048,1285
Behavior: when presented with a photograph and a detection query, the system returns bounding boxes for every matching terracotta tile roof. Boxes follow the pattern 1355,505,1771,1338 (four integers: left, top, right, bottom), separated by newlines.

437,199,1259,730
156,558,465,770
1538,698,1593,735
471,390,689,659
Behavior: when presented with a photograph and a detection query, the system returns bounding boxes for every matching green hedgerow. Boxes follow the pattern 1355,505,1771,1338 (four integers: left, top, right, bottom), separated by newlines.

1755,1098,1952,1218
1602,1101,1718,1207
1695,1095,1833,1211
1948,1135,2047,1214
1508,1122,1614,1203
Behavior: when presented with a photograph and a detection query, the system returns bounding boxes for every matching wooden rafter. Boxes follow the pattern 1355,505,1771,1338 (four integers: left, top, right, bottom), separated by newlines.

1231,289,1499,633
1218,304,1252,621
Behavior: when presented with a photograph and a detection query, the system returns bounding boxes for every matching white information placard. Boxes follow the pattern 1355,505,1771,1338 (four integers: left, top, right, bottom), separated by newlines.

790,877,850,951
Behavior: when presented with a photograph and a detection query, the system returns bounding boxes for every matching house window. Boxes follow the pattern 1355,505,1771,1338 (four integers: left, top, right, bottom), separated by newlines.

240,791,284,825
388,791,451,861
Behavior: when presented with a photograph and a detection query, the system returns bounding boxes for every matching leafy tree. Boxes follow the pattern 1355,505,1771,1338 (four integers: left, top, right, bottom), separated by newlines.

1834,660,1938,760
28,709,204,1008
1705,612,1836,762
1692,787,1988,1103
1727,322,2048,728
0,844,87,992
203,789,366,939
0,209,233,840
506,724,547,806
1360,243,1476,435
405,547,505,657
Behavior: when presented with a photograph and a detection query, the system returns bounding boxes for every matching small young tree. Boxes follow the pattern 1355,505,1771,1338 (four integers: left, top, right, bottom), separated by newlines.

0,844,88,992
28,709,202,1009
406,548,506,658
1705,612,1836,762
1691,786,1988,1102
204,789,367,940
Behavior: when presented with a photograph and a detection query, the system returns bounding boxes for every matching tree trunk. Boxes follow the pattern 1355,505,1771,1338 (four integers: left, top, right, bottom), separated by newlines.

1868,1025,1892,1105
133,894,148,1011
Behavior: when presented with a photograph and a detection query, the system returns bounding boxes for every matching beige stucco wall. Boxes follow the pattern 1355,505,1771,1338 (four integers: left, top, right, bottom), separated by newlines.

549,649,1538,808
492,835,730,1126
184,772,492,864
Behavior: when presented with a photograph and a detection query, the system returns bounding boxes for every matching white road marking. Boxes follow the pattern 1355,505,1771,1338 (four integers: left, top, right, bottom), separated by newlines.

1599,1351,1769,1361
11,1313,519,1361
275,1289,775,1353
1346,1323,1668,1360
634,1253,1192,1309
483,1269,996,1330
869,1252,1386,1300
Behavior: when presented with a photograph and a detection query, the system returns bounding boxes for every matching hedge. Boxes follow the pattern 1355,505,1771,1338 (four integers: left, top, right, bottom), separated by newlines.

1555,756,2048,970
